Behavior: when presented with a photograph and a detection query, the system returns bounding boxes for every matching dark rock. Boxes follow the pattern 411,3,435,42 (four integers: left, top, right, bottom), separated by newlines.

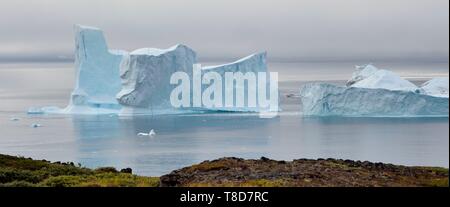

95,167,118,173
158,157,449,187
120,168,132,174
260,157,270,162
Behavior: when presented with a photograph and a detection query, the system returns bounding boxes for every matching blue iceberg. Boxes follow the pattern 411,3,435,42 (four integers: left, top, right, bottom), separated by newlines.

31,25,274,115
299,83,448,117
300,64,449,117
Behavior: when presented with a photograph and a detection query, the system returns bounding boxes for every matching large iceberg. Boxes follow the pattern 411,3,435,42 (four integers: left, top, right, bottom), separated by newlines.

30,25,275,115
300,83,448,117
300,64,449,117
117,44,197,115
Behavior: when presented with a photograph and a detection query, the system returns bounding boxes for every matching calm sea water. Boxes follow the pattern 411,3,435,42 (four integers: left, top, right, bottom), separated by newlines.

0,61,448,176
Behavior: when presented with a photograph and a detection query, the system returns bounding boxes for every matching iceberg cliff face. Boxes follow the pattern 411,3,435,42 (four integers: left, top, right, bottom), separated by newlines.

201,52,274,112
116,44,197,114
65,25,127,114
420,77,449,98
347,64,418,92
299,83,449,117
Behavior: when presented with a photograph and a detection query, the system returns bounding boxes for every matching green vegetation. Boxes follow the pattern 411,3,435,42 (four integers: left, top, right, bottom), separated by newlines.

0,154,159,187
2,154,448,187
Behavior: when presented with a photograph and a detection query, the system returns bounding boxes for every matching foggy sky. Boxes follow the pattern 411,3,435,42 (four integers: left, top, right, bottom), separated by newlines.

0,0,448,62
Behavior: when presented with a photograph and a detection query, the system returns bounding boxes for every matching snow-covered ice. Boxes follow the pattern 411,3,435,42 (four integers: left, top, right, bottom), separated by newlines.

347,64,418,92
420,77,449,98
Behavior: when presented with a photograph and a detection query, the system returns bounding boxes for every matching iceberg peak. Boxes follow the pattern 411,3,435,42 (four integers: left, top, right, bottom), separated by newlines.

130,44,192,56
347,64,418,92
420,77,449,98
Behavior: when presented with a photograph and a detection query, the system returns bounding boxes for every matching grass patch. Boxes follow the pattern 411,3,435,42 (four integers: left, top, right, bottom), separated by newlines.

0,154,159,187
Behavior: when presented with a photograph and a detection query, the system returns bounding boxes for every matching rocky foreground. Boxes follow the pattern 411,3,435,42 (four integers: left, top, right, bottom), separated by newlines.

1,154,448,187
160,157,449,187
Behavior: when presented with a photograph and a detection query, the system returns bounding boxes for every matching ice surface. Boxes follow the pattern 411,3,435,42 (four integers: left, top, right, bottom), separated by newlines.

64,25,127,114
346,64,379,86
299,83,449,117
420,77,449,98
201,52,274,112
116,44,197,115
347,64,418,92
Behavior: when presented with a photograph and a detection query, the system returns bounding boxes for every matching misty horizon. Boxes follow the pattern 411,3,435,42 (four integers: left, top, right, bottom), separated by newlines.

0,0,448,63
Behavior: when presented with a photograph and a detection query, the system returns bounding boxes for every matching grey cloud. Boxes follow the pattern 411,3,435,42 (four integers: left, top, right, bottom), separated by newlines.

0,0,448,62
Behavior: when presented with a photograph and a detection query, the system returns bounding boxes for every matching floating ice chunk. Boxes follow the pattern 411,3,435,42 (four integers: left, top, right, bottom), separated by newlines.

117,44,197,115
27,106,61,114
347,64,418,92
299,83,448,117
149,129,156,137
137,129,156,137
31,123,42,128
27,107,45,114
420,77,449,98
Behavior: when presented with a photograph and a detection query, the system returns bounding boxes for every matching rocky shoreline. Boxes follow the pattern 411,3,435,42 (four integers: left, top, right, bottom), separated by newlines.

160,157,449,187
1,154,448,187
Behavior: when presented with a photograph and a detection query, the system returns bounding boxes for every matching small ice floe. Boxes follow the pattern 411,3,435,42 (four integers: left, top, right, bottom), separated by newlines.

31,123,42,128
27,106,61,114
286,93,299,98
10,117,20,121
137,129,156,137
27,107,45,114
